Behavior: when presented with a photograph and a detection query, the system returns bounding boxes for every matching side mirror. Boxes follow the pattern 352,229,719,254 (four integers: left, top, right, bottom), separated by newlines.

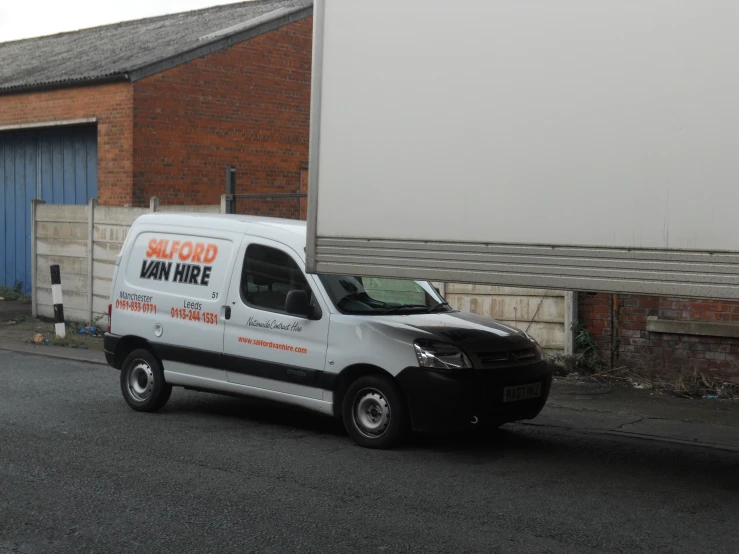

285,290,311,319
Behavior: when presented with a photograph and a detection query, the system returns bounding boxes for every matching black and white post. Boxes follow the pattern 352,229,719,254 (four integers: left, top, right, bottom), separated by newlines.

50,264,66,339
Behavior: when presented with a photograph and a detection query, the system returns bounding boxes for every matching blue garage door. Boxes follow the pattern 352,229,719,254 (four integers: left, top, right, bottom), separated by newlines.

0,125,97,294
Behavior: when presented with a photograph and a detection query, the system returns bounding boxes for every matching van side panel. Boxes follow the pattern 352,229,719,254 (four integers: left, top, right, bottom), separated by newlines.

111,224,242,381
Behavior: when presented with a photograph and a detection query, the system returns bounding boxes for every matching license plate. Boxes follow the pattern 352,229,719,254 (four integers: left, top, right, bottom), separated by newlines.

503,383,541,403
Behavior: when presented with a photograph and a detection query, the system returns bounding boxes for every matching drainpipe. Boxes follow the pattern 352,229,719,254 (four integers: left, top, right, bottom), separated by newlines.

611,293,619,368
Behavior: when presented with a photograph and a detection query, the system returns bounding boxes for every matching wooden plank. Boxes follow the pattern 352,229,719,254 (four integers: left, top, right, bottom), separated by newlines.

93,223,129,243
37,238,87,258
36,221,88,240
93,241,123,262
93,205,148,225
36,203,87,222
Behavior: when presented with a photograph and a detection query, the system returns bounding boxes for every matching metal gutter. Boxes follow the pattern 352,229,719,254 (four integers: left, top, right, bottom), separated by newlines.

0,73,130,96
0,117,97,132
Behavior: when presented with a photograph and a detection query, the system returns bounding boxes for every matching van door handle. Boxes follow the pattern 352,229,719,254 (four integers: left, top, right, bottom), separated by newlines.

223,306,231,320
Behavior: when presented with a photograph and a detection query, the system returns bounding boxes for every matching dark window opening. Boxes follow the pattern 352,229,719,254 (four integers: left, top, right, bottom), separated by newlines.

240,243,320,317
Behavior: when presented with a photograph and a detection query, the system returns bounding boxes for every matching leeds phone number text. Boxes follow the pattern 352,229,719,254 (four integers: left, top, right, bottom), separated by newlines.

170,308,218,325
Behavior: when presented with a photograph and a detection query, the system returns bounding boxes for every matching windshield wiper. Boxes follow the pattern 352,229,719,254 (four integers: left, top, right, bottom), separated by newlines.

426,301,452,313
382,304,429,314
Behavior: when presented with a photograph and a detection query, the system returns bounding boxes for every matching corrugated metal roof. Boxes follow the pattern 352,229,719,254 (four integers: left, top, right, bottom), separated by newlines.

0,0,313,94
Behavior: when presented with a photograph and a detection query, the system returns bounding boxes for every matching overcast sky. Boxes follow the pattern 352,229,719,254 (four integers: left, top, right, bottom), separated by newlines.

0,0,246,42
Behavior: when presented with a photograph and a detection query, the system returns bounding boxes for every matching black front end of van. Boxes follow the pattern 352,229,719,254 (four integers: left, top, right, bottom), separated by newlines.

394,311,553,432
397,361,552,432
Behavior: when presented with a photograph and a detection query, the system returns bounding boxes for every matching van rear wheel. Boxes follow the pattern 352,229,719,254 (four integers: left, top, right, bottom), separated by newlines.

342,375,407,449
120,349,171,412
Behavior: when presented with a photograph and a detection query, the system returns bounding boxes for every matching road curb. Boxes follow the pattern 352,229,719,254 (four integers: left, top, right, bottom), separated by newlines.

606,430,739,453
515,420,739,453
0,340,106,365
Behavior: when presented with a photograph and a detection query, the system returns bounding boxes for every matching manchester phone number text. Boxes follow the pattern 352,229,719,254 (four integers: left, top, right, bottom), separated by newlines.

116,299,157,314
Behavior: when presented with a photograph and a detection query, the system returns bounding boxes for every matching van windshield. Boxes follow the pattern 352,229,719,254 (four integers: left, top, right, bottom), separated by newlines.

317,275,453,315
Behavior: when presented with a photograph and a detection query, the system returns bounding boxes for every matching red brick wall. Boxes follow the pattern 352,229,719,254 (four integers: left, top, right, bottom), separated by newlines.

132,17,313,215
580,292,739,378
0,83,134,205
578,292,615,365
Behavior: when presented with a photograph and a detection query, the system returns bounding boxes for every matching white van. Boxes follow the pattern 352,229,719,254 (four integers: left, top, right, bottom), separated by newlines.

104,214,552,448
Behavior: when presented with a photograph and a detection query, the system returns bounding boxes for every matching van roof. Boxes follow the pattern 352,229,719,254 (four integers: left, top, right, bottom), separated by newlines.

134,213,308,255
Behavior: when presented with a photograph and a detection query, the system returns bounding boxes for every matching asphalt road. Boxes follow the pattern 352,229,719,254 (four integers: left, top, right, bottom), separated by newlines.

1,351,738,554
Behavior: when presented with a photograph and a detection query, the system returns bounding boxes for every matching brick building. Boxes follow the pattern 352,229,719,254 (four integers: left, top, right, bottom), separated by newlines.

0,0,312,292
579,293,739,382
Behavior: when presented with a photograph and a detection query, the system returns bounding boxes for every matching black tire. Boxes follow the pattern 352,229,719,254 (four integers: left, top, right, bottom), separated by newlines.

120,348,172,412
342,375,408,449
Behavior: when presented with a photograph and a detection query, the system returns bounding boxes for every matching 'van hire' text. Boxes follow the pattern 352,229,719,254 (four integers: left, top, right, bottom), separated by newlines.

140,260,212,286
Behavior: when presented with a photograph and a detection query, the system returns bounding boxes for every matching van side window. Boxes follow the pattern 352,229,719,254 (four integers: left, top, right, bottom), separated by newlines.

241,244,316,315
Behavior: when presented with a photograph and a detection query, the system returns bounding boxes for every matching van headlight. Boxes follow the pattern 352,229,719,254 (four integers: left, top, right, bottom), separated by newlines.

526,337,544,360
533,342,544,360
524,332,544,360
414,340,472,369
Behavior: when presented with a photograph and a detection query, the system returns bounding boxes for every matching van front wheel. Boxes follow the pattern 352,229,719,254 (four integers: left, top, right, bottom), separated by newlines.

342,375,407,449
120,349,171,412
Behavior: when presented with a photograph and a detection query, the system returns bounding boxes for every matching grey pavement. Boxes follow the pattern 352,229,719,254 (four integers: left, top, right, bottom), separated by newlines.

0,339,105,365
0,299,106,354
1,350,738,553
524,380,739,451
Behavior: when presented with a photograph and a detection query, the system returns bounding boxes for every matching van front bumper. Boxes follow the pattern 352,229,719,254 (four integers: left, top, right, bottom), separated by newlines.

395,361,553,432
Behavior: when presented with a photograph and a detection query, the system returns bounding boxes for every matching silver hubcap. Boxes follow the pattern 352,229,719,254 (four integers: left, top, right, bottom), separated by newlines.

127,361,154,402
353,388,391,438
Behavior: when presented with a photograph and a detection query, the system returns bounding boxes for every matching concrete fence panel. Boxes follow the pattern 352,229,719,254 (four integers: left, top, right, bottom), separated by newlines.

33,198,222,324
446,284,569,354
